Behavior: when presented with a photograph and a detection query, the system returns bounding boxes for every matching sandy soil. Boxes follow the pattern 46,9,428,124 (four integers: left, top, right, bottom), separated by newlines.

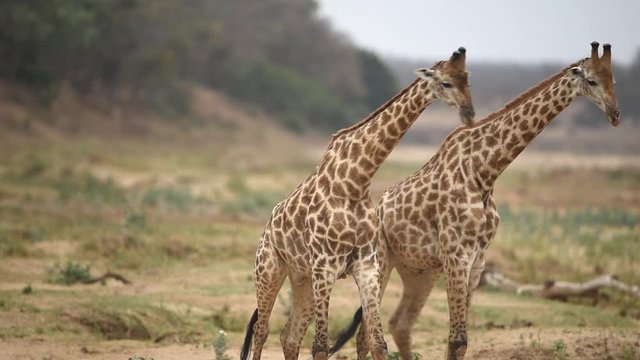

2,328,638,360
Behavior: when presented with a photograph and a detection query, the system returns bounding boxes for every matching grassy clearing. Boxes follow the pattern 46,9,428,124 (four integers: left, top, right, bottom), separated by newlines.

0,133,638,358
493,205,639,283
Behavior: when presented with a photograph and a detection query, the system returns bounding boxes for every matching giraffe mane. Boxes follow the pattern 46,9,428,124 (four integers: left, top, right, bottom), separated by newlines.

331,78,421,141
455,59,586,132
329,60,447,142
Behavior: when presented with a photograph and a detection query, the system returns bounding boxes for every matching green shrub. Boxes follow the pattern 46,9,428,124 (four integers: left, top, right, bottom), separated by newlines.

48,261,92,285
142,186,211,213
0,229,29,257
54,170,127,205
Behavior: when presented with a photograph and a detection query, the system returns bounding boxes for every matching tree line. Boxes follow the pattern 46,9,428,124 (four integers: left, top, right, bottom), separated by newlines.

0,0,397,132
3,1,637,132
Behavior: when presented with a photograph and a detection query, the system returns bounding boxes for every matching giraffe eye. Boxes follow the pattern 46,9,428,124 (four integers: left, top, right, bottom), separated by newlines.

587,79,598,86
441,82,452,88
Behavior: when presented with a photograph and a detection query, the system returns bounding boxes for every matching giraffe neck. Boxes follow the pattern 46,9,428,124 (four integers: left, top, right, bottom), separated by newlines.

469,73,577,189
319,79,434,199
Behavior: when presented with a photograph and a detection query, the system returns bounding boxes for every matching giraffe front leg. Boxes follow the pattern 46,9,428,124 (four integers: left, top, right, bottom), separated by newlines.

311,265,338,360
442,243,473,360
467,254,486,308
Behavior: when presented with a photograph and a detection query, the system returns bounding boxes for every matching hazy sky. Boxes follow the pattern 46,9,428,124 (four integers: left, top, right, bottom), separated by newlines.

317,0,640,65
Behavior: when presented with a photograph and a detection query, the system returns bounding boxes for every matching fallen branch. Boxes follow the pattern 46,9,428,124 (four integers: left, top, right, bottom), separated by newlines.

81,271,131,285
479,264,640,302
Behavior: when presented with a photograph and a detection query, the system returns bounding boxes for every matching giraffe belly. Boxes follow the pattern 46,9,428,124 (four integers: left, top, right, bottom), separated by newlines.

273,230,312,274
386,223,442,271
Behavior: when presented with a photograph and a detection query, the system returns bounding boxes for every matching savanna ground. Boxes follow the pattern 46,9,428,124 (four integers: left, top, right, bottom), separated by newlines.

1,113,639,360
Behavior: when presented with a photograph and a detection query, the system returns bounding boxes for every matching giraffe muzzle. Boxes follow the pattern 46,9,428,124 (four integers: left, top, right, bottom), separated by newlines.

459,105,475,125
606,106,620,127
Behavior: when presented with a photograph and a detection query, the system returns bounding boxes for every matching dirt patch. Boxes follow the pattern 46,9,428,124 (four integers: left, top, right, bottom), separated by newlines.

2,327,627,360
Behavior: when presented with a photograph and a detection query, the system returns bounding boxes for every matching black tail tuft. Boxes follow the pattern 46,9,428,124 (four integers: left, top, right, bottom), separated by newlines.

240,308,259,360
329,307,363,356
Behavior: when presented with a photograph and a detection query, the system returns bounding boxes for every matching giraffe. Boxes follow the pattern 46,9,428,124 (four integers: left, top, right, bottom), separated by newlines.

239,47,475,360
332,42,620,360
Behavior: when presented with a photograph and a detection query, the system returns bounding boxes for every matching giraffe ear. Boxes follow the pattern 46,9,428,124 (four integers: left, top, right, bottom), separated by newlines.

569,66,584,77
415,68,435,79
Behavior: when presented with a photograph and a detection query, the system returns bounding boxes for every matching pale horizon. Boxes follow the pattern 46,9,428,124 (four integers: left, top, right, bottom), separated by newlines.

317,0,640,65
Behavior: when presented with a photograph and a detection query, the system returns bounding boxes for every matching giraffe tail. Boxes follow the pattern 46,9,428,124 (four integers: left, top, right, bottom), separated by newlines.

240,308,258,360
329,307,363,356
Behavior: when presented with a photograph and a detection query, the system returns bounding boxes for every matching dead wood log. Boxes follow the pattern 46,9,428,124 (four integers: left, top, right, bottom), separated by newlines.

479,264,640,303
81,271,131,285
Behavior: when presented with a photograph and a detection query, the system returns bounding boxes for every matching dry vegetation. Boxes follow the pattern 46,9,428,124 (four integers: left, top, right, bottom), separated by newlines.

1,91,639,360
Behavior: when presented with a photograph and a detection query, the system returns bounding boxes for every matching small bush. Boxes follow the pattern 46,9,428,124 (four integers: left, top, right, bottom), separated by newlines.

0,230,29,257
77,309,151,340
21,284,33,295
123,211,147,232
551,339,568,360
213,330,231,360
54,170,127,205
142,186,211,213
18,154,49,179
48,261,92,285
210,305,245,332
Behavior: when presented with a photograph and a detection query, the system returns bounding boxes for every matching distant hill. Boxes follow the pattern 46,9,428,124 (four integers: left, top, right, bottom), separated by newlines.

0,81,306,168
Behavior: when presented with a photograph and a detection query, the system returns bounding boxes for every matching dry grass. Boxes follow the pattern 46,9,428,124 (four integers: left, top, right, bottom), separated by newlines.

0,97,639,358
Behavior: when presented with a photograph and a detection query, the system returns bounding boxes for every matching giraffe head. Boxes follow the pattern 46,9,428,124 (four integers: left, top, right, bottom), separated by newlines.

414,47,475,125
569,42,620,126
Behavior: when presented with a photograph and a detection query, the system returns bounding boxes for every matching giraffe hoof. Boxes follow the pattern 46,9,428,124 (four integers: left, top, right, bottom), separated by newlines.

455,345,467,359
447,339,467,360
373,348,388,360
313,351,328,360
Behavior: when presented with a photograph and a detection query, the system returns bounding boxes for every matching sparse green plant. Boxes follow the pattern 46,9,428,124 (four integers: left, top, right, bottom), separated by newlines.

48,261,92,285
363,352,421,360
13,153,49,180
54,170,127,205
141,185,211,213
210,304,245,332
619,343,637,360
123,211,147,232
213,330,231,360
551,339,568,360
21,284,32,295
0,233,29,258
26,225,46,243
529,332,543,350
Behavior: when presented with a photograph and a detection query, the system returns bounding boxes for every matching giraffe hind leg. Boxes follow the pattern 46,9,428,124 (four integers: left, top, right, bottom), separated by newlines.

251,240,287,360
354,255,392,360
280,273,314,360
389,266,440,360
351,260,388,360
311,266,339,360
